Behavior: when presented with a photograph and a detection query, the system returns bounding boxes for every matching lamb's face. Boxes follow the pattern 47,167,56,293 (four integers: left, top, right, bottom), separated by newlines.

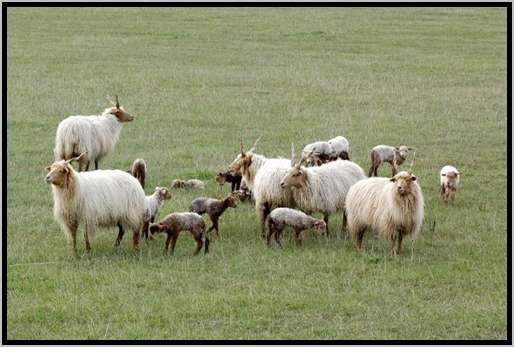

158,187,172,200
313,220,327,234
110,106,133,122
226,195,237,208
148,223,165,240
442,171,459,188
396,145,410,160
45,161,72,187
280,166,306,189
390,171,417,195
229,152,253,174
215,172,227,185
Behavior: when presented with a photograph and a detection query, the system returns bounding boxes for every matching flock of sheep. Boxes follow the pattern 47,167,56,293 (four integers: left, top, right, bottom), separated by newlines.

45,97,462,256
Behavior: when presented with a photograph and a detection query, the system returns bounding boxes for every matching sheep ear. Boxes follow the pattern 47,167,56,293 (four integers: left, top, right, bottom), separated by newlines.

411,175,417,181
457,171,462,176
45,166,51,172
390,177,396,182
441,173,446,177
395,146,400,150
408,147,414,150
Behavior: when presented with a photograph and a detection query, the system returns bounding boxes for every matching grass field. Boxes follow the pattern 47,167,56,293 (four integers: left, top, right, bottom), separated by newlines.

6,7,508,340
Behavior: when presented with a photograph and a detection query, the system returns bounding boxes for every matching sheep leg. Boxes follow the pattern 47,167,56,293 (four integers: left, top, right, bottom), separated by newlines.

356,227,366,251
266,224,275,247
213,218,220,237
258,202,271,239
193,231,203,256
132,228,140,252
164,233,173,254
65,223,78,256
115,222,124,246
323,213,330,236
392,232,403,256
294,229,304,247
142,220,150,240
274,229,284,249
231,181,236,192
94,160,99,170
84,227,91,252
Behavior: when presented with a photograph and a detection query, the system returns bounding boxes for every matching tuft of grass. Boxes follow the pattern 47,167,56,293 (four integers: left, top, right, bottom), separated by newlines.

7,7,507,340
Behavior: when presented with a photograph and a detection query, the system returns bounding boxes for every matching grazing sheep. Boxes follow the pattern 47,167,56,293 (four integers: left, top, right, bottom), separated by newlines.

54,96,133,171
327,136,350,160
190,194,237,236
229,138,294,237
126,158,147,188
266,208,326,248
345,171,424,255
368,145,413,177
280,149,366,234
440,165,461,204
215,170,242,191
149,212,209,255
116,186,172,244
301,141,334,166
171,179,205,189
44,152,146,256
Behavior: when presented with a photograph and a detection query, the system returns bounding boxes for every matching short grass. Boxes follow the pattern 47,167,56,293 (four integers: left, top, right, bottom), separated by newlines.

6,7,508,340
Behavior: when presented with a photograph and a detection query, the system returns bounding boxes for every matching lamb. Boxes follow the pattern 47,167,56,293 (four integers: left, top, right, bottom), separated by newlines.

44,152,146,256
440,165,461,204
266,208,326,248
190,194,237,236
54,96,133,171
116,186,172,244
345,171,424,255
327,136,350,160
368,145,413,177
171,179,205,189
215,170,242,191
229,138,294,237
280,149,366,234
126,158,147,188
149,212,209,255
234,178,253,203
301,141,334,166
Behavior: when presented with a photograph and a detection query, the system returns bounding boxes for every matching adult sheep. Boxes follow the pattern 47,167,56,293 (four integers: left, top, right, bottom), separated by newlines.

45,152,146,256
54,96,134,171
280,147,366,234
345,171,424,255
229,138,294,237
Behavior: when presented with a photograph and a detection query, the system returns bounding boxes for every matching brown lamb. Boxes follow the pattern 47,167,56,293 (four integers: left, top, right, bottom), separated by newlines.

190,194,237,236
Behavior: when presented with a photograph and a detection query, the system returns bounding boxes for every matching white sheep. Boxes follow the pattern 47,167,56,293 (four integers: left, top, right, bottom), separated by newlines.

301,141,334,166
345,171,424,255
54,96,134,171
280,150,366,234
45,152,146,256
440,165,461,204
327,136,350,160
266,207,326,248
368,145,413,177
229,138,294,237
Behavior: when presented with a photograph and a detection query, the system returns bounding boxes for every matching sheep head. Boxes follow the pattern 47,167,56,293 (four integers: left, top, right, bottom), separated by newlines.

108,95,133,122
225,194,237,208
215,172,227,185
229,137,260,174
44,152,86,187
395,145,412,160
156,187,172,200
390,171,417,196
313,219,327,234
281,155,307,189
441,170,460,189
148,223,165,240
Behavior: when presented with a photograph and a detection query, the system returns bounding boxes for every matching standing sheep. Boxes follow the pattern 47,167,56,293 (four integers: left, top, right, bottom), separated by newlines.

126,158,147,188
368,145,413,177
45,152,146,255
345,171,424,255
266,208,326,248
149,212,209,256
440,165,461,204
327,136,350,160
54,96,134,171
190,194,237,236
280,153,366,234
229,138,294,237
